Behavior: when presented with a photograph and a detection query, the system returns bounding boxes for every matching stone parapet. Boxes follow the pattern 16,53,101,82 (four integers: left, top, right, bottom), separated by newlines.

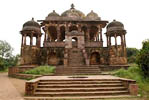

85,42,103,47
44,42,65,47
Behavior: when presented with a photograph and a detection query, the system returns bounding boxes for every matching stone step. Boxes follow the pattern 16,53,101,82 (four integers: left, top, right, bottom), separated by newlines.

34,91,129,96
37,83,123,88
24,95,136,100
38,81,122,84
39,79,120,82
36,87,127,92
55,73,101,75
61,68,100,70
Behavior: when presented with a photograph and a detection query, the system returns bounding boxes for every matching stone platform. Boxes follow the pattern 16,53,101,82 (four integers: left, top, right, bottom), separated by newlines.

25,75,138,100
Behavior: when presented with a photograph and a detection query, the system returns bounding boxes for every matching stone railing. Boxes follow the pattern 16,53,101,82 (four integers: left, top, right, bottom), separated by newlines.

8,67,19,77
44,42,65,47
85,42,103,47
8,65,37,78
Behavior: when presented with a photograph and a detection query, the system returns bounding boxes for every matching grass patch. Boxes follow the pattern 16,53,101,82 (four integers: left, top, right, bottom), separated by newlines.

23,65,55,75
0,68,8,73
113,63,149,98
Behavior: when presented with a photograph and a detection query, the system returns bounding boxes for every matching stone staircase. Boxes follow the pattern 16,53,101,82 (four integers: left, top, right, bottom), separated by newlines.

55,66,101,75
54,47,101,75
24,77,136,100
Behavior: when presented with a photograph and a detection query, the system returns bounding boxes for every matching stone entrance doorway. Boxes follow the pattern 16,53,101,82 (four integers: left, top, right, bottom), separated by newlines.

90,52,100,65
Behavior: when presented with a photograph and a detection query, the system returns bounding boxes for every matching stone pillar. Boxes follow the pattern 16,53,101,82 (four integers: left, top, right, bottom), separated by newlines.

78,24,82,32
24,34,27,46
114,34,117,47
86,27,90,41
99,26,103,42
106,35,109,47
30,33,33,46
21,34,24,46
97,34,99,41
36,35,41,47
65,23,69,34
124,34,126,47
57,25,61,42
109,36,111,46
114,34,118,56
44,27,48,42
121,35,125,56
121,35,124,46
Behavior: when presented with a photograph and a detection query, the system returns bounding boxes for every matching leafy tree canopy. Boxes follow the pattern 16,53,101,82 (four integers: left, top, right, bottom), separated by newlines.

0,40,13,59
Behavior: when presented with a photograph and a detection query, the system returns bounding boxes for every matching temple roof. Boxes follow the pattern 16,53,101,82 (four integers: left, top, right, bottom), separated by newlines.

61,4,85,19
86,10,100,20
44,4,103,21
22,18,41,32
106,20,126,35
107,20,124,29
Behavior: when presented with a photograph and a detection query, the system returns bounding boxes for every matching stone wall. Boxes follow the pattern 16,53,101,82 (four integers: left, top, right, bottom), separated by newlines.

20,46,40,65
108,45,127,65
44,42,65,47
39,47,64,65
85,42,103,47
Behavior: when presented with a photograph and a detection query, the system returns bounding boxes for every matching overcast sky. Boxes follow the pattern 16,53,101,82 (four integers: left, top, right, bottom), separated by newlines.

0,0,149,55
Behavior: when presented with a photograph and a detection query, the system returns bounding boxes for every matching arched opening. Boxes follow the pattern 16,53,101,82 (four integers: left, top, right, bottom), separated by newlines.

60,26,65,41
72,37,78,48
48,26,57,41
90,52,100,65
26,36,30,45
117,36,121,45
111,37,115,46
69,25,78,32
89,26,98,41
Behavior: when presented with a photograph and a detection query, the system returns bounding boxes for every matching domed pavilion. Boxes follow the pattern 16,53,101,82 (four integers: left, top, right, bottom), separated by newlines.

20,4,128,74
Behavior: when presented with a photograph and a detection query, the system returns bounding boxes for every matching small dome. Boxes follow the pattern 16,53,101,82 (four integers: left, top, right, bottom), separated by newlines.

86,10,101,20
46,10,60,20
61,4,85,19
23,18,40,32
107,20,125,32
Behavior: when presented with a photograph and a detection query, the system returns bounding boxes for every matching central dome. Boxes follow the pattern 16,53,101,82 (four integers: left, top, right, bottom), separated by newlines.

61,4,85,19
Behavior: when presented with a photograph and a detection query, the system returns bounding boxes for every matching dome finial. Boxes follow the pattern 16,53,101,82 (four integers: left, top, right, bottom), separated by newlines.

53,10,55,12
71,3,75,9
113,19,116,21
32,17,34,21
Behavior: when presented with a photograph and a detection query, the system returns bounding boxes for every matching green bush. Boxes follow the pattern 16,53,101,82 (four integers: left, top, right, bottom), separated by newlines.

23,65,55,75
113,63,149,97
136,39,149,78
127,48,139,63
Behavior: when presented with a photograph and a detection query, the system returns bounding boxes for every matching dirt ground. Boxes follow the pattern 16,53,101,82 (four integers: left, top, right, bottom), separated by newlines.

0,72,25,100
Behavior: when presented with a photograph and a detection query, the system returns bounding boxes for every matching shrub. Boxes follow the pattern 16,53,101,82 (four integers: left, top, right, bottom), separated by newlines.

127,48,139,63
23,65,55,75
136,39,149,78
113,63,149,97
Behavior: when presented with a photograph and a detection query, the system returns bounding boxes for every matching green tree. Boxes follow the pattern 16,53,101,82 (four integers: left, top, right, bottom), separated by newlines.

137,39,149,77
0,40,13,59
127,48,139,63
0,40,19,71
